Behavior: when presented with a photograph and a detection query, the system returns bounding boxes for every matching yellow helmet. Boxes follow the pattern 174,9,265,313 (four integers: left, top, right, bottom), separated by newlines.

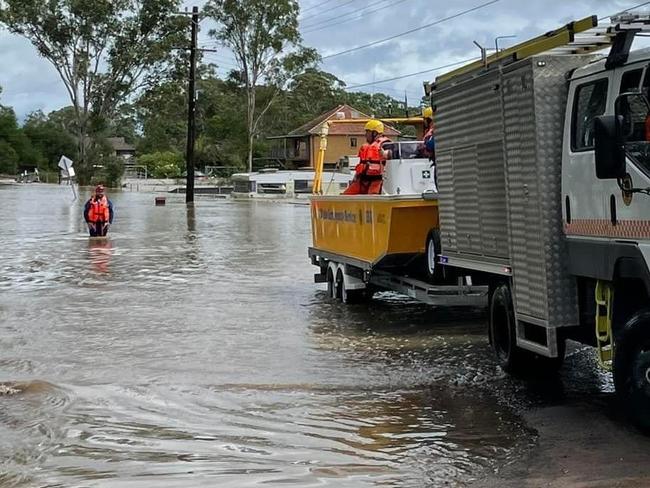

422,106,434,119
364,119,384,134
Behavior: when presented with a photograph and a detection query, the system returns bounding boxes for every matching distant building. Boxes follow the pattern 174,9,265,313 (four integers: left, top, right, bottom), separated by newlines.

107,137,136,161
266,104,400,170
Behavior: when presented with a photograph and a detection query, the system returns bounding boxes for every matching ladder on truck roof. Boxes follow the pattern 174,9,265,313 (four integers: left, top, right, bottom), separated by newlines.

430,12,650,89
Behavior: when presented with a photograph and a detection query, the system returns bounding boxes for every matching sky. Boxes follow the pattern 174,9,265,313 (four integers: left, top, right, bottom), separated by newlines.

0,0,647,119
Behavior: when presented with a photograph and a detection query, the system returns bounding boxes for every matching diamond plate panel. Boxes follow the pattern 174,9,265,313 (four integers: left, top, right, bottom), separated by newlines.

434,55,586,328
436,150,457,251
478,141,509,258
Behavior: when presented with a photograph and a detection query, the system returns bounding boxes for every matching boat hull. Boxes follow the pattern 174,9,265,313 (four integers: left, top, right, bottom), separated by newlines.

310,194,438,269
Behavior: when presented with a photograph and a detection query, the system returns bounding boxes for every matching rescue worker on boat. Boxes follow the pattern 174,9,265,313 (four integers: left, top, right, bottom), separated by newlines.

421,106,438,189
343,119,392,195
84,185,114,237
422,106,436,160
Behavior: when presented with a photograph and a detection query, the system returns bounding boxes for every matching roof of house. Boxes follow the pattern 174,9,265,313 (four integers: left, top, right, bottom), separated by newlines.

285,104,400,137
107,137,136,152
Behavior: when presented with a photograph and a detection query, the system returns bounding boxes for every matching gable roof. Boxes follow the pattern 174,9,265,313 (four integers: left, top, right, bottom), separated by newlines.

286,104,400,137
107,137,136,152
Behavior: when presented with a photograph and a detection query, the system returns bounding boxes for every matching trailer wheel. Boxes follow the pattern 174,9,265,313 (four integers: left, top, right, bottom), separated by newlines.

326,267,336,299
489,283,528,374
335,268,344,302
425,230,443,282
614,309,650,432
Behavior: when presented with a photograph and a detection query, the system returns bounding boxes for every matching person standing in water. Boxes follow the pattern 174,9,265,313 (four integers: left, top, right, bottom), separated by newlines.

84,185,114,237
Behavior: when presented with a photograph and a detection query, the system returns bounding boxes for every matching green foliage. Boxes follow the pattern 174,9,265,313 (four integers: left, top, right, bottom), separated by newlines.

101,154,126,187
0,104,41,174
138,151,184,178
205,0,319,171
23,110,77,171
0,0,185,183
0,140,19,175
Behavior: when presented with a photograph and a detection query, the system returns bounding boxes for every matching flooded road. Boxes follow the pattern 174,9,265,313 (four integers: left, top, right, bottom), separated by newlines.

0,184,648,487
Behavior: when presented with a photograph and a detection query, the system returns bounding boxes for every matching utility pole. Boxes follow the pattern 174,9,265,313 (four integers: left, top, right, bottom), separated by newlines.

185,6,199,204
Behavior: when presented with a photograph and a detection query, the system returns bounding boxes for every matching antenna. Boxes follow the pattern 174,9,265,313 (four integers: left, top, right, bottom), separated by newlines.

494,35,517,53
473,40,488,67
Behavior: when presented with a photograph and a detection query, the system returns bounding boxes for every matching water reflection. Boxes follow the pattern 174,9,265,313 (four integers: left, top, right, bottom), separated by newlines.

0,185,539,487
88,238,112,274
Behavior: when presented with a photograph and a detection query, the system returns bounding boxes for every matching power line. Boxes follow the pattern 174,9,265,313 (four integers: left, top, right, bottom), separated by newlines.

321,0,500,60
300,0,360,24
599,0,650,20
343,57,476,90
299,0,325,17
302,0,409,34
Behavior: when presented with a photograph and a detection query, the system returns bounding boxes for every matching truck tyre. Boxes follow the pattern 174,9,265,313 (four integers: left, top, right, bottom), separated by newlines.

425,229,443,282
489,283,528,374
613,309,650,432
489,284,564,375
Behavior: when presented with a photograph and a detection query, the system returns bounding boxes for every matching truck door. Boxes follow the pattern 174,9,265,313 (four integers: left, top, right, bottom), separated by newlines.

562,73,611,230
563,61,650,274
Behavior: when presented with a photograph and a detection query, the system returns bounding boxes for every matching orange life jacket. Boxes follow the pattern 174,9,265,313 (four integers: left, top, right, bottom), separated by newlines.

358,136,391,177
88,196,110,223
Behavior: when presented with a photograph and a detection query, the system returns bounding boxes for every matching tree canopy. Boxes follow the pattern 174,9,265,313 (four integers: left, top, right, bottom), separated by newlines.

205,0,319,172
0,0,185,183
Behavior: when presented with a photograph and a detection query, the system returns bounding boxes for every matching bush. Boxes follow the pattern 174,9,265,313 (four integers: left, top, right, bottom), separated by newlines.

138,151,184,178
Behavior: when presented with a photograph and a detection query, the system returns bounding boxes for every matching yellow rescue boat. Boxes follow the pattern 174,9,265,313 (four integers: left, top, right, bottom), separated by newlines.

311,194,437,269
310,117,439,274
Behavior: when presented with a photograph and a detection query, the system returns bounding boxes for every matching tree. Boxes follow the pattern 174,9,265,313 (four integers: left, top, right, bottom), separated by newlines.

23,110,77,171
285,68,346,128
0,103,40,174
206,0,318,172
0,0,186,183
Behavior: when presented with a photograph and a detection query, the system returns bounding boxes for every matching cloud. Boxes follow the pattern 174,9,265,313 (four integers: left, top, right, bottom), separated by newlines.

0,0,648,118
0,32,69,119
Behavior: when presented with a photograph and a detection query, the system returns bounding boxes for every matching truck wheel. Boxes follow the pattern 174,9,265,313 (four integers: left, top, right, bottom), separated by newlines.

489,284,564,375
614,309,650,432
489,283,527,374
425,230,443,281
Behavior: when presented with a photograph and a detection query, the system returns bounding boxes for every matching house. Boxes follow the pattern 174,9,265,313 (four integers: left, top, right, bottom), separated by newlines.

107,137,136,161
266,104,400,170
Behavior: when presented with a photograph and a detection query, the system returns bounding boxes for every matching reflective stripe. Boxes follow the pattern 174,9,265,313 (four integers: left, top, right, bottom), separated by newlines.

565,219,650,239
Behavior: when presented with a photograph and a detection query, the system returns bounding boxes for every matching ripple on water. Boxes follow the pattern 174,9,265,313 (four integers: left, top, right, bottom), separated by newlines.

39,379,531,487
0,380,72,485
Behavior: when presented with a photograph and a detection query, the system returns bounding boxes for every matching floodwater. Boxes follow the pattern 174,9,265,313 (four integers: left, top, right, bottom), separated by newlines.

0,184,610,487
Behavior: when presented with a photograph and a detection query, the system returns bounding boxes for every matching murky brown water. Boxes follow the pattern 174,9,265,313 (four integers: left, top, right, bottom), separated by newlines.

0,184,575,487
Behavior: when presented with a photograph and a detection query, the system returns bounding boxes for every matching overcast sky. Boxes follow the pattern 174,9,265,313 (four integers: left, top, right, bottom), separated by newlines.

0,0,647,119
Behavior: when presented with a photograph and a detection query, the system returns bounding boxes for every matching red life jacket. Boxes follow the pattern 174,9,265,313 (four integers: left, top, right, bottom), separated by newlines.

88,196,110,223
359,136,391,176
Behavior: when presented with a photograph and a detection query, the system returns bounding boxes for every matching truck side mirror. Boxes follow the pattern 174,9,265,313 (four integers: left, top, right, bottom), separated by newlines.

594,115,626,179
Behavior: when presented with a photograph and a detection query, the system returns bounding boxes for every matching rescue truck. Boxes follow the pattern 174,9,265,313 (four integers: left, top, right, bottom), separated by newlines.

310,12,650,429
425,12,650,429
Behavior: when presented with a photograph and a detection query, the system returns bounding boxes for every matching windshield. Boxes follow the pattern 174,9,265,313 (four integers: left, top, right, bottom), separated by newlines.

384,141,428,159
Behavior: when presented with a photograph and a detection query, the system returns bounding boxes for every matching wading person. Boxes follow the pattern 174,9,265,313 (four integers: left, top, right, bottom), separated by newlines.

343,119,391,195
84,185,114,237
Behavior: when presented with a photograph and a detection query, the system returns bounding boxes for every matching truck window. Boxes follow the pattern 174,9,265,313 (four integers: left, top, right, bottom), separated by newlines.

619,93,650,176
620,68,643,93
571,78,609,151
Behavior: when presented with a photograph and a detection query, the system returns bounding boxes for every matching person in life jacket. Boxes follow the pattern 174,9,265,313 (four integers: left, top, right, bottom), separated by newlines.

84,185,114,237
421,106,436,160
421,106,438,190
343,119,392,195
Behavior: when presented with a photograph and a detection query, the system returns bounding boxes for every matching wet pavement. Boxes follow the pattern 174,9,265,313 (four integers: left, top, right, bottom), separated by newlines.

0,184,649,487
